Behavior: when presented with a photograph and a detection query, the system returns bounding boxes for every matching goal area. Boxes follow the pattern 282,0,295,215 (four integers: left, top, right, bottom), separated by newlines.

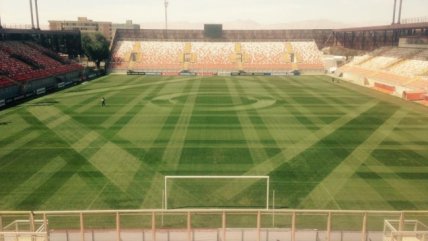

164,176,270,209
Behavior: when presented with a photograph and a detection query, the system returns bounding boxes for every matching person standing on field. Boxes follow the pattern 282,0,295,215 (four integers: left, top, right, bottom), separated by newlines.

101,97,106,107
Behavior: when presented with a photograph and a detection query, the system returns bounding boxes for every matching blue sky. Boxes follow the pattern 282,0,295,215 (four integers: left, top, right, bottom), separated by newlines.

1,0,427,27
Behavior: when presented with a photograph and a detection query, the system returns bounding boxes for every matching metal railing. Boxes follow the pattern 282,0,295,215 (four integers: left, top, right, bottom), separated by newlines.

1,209,428,241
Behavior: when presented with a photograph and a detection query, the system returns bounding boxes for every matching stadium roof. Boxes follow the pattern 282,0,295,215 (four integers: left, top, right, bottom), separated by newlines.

334,22,428,32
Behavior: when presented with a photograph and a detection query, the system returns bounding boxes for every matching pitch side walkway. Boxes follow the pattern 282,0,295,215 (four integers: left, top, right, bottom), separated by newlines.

42,229,383,241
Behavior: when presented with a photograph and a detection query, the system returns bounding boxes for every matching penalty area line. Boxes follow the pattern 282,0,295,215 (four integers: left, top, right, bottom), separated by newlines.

86,182,109,210
321,183,342,210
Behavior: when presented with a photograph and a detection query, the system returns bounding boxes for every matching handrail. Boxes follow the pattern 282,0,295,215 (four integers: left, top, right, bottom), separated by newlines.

1,209,428,215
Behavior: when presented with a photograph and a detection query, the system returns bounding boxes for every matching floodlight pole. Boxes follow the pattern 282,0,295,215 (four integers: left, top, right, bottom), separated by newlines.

164,0,169,30
397,0,403,24
392,0,397,24
29,0,35,29
34,0,40,29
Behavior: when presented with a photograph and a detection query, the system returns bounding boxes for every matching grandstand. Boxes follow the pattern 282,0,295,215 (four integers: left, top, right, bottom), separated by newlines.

109,25,428,105
0,30,83,108
110,39,323,74
0,41,82,82
109,28,326,74
3,23,428,106
339,44,428,101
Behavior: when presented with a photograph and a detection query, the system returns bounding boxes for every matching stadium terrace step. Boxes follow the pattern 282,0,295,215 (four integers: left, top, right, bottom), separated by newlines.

0,41,83,85
110,40,324,73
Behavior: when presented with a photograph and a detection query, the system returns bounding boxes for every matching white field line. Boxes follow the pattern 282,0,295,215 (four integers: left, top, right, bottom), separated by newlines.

225,78,270,165
206,78,273,204
101,85,158,128
116,80,189,148
139,79,202,208
213,77,378,201
165,176,269,179
162,79,201,170
320,183,342,209
73,75,145,113
63,77,143,111
140,173,165,208
282,76,363,115
74,91,118,114
86,182,109,210
258,77,327,128
56,77,195,98
215,100,379,199
253,77,317,149
166,176,269,206
299,109,408,209
64,76,144,113
117,79,193,208
365,156,428,209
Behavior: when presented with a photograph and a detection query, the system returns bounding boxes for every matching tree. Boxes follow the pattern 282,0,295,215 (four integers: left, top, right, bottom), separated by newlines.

81,33,110,70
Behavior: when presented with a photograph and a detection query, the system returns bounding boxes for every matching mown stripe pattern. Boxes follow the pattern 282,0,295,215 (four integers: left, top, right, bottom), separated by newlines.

0,75,427,210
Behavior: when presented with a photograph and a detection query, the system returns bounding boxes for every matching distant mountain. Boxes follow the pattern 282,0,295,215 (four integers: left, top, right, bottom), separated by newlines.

140,19,383,30
141,21,205,29
223,19,353,29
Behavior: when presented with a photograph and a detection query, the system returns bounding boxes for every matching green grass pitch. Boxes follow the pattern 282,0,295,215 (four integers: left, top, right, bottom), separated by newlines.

1,75,428,211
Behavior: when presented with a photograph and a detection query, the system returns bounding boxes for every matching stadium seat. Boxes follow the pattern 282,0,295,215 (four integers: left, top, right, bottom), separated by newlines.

189,42,235,71
291,42,324,65
110,40,324,73
388,49,428,77
0,41,83,87
360,47,420,70
340,47,428,94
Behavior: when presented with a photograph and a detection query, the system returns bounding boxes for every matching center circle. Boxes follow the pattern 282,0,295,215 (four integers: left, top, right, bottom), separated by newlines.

173,94,258,107
151,92,276,111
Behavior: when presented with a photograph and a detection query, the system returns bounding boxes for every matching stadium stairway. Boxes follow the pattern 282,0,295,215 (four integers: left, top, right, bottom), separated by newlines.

382,48,421,70
352,47,392,66
110,40,324,73
339,47,428,105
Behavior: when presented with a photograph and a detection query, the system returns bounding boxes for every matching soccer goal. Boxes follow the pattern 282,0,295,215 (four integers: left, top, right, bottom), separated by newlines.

164,176,270,210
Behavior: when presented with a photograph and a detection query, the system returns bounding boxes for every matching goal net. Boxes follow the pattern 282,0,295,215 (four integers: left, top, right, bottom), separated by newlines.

164,176,269,209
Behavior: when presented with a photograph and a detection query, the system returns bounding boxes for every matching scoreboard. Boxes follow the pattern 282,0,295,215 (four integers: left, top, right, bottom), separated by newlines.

204,24,223,38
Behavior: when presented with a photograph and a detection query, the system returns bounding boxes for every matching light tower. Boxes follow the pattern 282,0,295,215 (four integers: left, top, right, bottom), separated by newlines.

0,2,2,29
397,0,403,24
164,0,169,30
35,0,40,29
392,0,397,24
392,0,404,24
29,0,35,29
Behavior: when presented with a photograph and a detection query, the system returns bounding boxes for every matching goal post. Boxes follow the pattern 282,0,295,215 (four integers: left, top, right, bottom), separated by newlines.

164,175,270,210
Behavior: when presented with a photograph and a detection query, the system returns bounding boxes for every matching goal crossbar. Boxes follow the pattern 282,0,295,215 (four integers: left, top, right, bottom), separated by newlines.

164,176,270,210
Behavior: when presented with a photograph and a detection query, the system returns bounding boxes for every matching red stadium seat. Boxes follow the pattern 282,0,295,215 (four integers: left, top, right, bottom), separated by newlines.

0,41,83,87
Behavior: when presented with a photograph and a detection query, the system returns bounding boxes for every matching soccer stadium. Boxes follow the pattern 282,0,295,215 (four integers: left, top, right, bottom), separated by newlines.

1,0,428,241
